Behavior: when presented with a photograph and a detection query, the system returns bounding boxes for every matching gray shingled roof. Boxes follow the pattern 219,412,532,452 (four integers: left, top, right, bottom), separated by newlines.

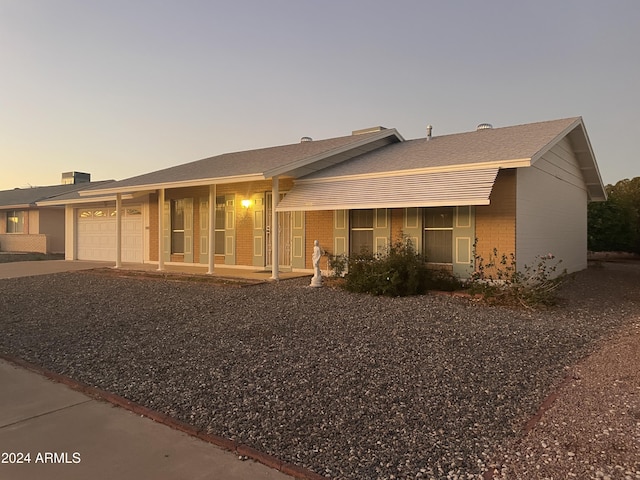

301,117,582,179
0,181,113,209
87,129,401,194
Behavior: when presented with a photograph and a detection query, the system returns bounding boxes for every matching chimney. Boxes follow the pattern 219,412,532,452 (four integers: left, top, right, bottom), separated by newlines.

61,171,91,185
351,126,386,136
426,125,433,140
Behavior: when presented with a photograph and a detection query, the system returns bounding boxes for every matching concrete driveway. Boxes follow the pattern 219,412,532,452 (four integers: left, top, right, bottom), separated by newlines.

0,260,110,279
0,359,294,480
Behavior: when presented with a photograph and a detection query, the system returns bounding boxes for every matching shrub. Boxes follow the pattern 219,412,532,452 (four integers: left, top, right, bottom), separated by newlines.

468,247,568,307
342,237,462,296
328,253,348,278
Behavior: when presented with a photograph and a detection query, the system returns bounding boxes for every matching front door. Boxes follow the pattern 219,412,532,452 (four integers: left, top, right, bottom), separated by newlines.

265,192,291,269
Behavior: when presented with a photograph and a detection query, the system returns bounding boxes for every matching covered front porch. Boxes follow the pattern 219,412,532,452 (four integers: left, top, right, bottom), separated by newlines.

102,261,311,283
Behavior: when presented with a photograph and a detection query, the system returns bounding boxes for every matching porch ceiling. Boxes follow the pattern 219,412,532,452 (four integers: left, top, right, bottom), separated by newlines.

275,167,500,211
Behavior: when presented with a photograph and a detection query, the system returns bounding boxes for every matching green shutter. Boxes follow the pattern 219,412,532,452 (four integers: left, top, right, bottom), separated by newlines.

199,197,208,264
163,200,171,262
403,207,423,253
253,194,265,267
291,210,305,269
183,198,194,263
452,206,475,278
225,195,236,265
333,210,348,257
373,208,390,254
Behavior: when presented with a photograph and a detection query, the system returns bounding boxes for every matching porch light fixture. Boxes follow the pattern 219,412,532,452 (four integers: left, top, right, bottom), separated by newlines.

241,199,251,209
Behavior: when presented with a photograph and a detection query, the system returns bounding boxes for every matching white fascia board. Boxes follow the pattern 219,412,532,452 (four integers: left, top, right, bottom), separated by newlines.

77,174,266,196
529,117,582,165
296,159,531,185
36,194,137,206
263,129,404,178
277,198,491,212
529,117,606,200
0,203,32,209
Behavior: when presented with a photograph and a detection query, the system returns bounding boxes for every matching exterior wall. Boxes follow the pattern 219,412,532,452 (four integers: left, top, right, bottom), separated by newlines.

516,139,588,274
390,208,404,244
0,208,64,253
0,234,48,253
164,186,209,263
27,210,38,233
305,210,333,269
38,208,65,253
149,193,159,262
236,198,254,266
146,178,295,267
475,169,517,271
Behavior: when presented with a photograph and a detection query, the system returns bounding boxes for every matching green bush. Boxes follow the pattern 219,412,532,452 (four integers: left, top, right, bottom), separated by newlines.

468,248,568,307
342,237,461,296
328,253,348,278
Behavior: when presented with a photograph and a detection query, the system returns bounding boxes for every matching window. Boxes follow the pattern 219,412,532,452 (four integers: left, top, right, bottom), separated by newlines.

215,196,225,255
350,209,374,254
424,207,453,263
171,200,185,254
6,210,25,233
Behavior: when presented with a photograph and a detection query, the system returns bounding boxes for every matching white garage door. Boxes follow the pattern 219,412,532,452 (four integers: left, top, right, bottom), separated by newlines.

77,206,143,262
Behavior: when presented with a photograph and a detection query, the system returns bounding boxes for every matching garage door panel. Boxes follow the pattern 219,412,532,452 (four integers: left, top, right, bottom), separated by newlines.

77,206,143,262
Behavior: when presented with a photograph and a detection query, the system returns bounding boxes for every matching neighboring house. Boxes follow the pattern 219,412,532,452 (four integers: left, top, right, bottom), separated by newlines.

48,117,606,279
0,173,113,254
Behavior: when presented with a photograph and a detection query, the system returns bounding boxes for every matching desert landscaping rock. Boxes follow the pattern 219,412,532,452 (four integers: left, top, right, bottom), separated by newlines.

0,262,639,479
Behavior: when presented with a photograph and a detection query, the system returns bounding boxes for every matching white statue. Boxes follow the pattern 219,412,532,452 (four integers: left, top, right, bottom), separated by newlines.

310,239,323,287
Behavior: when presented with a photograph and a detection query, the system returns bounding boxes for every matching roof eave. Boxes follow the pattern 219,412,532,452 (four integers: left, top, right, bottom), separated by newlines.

79,174,267,196
37,195,120,206
277,198,492,212
0,203,35,209
530,117,607,201
296,158,531,185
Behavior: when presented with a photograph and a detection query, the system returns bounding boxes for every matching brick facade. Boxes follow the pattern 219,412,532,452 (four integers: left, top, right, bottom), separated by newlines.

475,169,517,272
304,210,333,269
390,208,404,244
133,172,519,276
0,233,48,253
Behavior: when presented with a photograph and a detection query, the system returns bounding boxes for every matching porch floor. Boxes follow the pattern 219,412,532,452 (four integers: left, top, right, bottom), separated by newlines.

113,262,311,282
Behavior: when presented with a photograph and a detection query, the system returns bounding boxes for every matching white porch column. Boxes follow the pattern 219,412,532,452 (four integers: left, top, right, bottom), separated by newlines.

115,193,122,268
271,176,280,280
158,188,165,271
65,204,75,260
208,184,216,274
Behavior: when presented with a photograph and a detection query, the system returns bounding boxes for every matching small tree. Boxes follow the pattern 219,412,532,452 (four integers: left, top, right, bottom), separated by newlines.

588,177,640,253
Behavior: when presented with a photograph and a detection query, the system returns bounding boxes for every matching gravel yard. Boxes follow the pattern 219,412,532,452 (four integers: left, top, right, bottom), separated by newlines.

0,261,639,479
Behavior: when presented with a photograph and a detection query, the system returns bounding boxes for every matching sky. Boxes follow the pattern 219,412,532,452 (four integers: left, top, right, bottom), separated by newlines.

1,0,639,190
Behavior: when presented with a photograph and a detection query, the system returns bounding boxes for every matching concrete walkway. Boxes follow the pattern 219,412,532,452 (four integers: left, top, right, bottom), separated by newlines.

0,359,294,480
0,260,311,281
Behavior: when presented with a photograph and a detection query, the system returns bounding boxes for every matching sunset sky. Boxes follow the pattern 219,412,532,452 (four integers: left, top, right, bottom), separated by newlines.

1,0,639,190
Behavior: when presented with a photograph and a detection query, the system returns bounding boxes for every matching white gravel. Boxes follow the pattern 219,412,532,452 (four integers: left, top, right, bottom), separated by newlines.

0,261,638,479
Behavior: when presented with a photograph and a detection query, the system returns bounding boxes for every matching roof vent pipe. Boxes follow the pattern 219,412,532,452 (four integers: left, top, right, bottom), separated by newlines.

426,125,432,140
300,136,313,142
476,123,493,131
